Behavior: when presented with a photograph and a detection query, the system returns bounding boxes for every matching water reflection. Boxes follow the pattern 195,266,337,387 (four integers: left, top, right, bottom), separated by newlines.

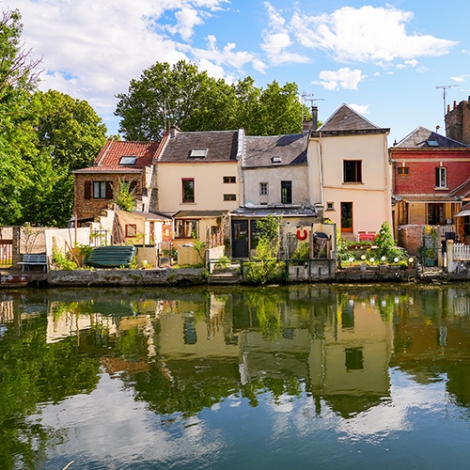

2,285,470,468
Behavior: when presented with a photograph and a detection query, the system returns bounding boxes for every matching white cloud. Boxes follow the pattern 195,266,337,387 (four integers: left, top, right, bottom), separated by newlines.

289,5,456,63
349,103,370,115
451,75,468,83
396,59,419,69
261,2,310,66
165,7,204,41
313,67,365,90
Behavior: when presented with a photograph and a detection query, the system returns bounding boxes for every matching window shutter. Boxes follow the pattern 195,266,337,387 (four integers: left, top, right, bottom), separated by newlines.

106,181,113,199
84,181,92,199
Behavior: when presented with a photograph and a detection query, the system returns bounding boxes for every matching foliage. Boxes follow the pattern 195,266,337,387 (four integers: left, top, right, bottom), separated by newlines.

375,221,407,262
291,242,309,263
192,236,206,264
113,178,137,212
214,255,231,269
115,60,305,140
336,228,351,261
51,244,78,270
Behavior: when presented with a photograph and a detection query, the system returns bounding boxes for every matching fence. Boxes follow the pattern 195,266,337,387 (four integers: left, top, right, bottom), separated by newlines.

454,243,470,261
0,240,12,265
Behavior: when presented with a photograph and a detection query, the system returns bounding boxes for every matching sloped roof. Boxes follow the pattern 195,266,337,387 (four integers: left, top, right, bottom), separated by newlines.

393,127,468,149
450,178,470,199
316,103,387,134
158,129,239,162
244,134,308,168
74,140,160,173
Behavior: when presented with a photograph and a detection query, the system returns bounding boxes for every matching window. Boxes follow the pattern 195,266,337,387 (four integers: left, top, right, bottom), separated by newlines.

86,181,113,199
344,160,362,183
224,194,236,201
435,167,447,188
260,182,269,195
189,149,207,158
182,179,195,203
428,204,444,225
281,181,292,204
345,348,364,371
223,176,236,184
398,167,409,176
175,219,199,238
125,224,137,237
326,202,334,211
119,156,137,165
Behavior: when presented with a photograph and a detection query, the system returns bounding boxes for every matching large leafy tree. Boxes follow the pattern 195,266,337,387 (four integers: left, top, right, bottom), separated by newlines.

0,9,107,227
115,60,306,139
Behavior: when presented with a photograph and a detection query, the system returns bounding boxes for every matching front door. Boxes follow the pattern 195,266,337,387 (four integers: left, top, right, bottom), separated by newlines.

232,220,249,258
341,202,353,233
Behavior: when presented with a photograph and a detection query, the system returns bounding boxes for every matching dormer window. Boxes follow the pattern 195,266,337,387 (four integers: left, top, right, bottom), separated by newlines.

271,156,282,163
189,149,207,159
427,140,439,147
120,156,137,165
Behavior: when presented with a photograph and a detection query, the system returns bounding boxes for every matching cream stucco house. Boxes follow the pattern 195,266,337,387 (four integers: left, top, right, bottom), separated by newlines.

153,126,243,252
308,104,392,240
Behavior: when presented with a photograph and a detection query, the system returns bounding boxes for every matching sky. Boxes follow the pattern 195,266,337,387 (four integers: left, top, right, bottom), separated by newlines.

7,0,470,144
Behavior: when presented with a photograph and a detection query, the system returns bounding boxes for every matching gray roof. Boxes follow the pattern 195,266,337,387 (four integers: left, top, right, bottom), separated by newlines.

314,104,388,135
244,134,308,168
393,126,468,149
159,129,239,162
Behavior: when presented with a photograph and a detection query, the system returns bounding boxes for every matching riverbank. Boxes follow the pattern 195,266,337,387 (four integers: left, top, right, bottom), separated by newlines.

1,264,467,288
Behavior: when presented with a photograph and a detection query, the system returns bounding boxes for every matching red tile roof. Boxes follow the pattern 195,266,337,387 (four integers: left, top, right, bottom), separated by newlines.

75,140,160,173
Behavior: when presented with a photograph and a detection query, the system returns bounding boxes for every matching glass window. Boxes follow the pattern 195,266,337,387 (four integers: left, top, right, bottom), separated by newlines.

175,219,199,238
119,156,137,165
125,224,137,237
93,181,107,199
224,176,236,183
260,182,268,195
224,194,236,201
398,167,409,176
182,179,195,203
344,160,362,183
281,181,292,204
435,167,447,188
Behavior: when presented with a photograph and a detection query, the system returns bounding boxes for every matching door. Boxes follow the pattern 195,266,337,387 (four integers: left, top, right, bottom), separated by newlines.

232,220,249,258
341,202,353,233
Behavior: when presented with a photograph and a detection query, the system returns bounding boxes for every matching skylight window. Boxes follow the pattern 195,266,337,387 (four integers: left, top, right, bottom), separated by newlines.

271,156,282,163
120,156,137,165
189,149,207,158
427,140,439,147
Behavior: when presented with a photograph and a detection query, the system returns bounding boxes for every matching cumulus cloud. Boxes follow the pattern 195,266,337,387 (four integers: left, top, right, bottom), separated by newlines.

349,103,371,115
396,59,419,69
313,67,365,90
289,5,456,63
261,2,310,66
451,75,468,83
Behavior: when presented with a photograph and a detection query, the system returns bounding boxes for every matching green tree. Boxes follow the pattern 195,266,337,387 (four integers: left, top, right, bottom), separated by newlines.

115,60,306,139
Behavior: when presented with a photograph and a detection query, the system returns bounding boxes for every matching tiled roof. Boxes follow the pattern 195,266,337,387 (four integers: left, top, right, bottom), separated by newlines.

317,104,385,133
74,140,160,173
158,129,239,162
450,178,470,198
393,127,468,149
244,134,308,168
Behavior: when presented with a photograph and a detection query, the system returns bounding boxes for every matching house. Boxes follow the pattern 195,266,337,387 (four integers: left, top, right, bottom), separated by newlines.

153,126,242,252
73,140,160,222
389,127,470,246
445,96,470,144
307,104,392,240
232,133,318,258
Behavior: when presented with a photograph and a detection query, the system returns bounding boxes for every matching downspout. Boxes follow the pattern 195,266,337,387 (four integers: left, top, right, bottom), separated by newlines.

318,134,324,208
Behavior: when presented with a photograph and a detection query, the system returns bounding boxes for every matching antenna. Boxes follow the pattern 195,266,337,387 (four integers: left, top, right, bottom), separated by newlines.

436,84,457,117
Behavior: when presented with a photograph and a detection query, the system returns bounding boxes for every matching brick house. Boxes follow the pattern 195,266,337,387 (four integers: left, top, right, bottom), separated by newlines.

73,140,160,222
389,127,470,245
445,97,470,144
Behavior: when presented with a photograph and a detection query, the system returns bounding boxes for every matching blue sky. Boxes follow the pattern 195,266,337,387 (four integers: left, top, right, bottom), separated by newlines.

7,0,470,144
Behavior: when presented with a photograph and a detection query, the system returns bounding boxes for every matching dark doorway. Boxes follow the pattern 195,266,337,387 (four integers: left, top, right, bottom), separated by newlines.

232,220,249,258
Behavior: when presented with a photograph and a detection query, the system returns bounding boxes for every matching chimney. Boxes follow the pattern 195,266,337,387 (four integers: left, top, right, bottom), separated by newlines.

311,105,318,131
169,124,179,139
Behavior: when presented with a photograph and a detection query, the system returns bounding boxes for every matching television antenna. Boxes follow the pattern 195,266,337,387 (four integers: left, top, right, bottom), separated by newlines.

436,84,457,117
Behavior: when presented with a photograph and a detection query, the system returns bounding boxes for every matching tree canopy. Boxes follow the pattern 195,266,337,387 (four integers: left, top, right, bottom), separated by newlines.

0,9,107,227
115,60,307,140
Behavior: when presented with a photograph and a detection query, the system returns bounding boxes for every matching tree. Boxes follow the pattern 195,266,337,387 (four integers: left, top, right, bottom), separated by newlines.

115,60,306,139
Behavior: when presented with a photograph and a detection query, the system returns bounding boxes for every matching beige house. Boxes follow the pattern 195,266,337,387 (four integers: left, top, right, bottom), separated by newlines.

308,104,392,239
154,126,242,251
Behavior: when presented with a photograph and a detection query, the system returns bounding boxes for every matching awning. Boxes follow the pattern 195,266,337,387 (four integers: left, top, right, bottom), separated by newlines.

455,210,470,217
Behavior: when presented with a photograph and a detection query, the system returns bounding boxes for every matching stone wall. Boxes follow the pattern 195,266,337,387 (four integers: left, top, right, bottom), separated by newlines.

397,224,423,256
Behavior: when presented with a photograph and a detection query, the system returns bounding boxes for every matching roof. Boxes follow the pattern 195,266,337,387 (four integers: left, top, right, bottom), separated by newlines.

314,104,388,135
130,210,172,221
173,210,228,218
74,140,160,173
232,206,317,218
158,129,239,162
244,134,308,168
393,127,468,149
450,178,470,199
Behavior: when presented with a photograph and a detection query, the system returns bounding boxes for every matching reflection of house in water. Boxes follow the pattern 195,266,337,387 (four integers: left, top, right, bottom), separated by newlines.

309,294,393,418
390,287,470,409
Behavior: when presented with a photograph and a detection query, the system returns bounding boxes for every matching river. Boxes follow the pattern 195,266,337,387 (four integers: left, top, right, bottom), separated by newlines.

1,283,470,469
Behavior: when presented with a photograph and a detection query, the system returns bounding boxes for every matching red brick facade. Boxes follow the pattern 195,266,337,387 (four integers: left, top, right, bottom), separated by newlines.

445,98,470,144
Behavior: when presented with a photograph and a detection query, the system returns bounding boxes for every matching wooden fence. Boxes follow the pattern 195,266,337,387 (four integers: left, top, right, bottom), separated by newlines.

0,239,12,265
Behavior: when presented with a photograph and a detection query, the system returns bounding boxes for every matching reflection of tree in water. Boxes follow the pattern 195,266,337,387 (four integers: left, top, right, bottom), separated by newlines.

0,313,100,469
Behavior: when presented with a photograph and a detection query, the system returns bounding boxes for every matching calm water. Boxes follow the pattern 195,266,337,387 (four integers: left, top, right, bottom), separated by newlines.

2,284,470,469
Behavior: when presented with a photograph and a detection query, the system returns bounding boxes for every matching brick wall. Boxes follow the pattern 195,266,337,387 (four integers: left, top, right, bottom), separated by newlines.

445,99,470,144
74,172,147,220
397,224,423,256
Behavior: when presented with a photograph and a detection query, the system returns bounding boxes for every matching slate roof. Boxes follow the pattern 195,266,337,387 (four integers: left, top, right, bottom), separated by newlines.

393,127,468,149
158,129,239,162
74,140,160,173
315,103,388,134
244,134,308,168
450,178,470,199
